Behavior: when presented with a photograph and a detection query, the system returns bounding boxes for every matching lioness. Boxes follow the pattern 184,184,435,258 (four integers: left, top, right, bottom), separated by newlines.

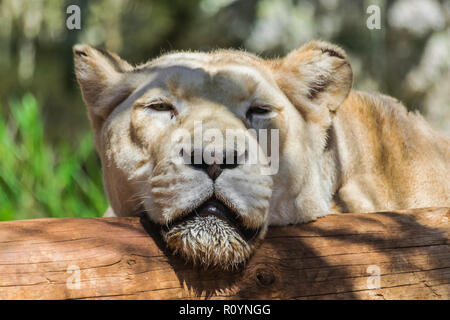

74,41,450,269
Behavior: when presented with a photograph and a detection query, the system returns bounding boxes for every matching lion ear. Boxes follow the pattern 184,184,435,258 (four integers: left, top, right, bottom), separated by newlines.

73,44,135,130
274,41,353,119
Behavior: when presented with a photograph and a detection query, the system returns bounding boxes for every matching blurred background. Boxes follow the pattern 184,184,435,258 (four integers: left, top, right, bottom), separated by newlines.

0,0,449,220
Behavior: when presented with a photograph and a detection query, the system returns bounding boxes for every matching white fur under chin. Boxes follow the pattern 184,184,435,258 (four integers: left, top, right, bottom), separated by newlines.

162,215,254,270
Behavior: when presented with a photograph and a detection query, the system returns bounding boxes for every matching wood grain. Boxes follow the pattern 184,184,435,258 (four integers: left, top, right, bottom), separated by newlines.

0,207,449,299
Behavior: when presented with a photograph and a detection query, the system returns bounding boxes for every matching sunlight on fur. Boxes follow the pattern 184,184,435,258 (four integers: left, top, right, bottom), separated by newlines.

74,40,450,270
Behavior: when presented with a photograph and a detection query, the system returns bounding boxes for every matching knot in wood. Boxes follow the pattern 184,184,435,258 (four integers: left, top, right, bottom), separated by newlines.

255,268,275,287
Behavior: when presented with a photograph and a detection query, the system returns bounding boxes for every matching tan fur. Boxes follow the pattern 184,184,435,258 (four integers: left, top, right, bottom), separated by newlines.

333,91,450,212
74,41,450,269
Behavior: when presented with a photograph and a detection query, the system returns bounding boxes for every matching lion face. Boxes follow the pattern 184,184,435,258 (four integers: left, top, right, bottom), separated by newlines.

74,41,352,269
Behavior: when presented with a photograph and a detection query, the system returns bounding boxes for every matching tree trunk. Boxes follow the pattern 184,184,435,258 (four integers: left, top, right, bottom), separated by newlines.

0,207,449,299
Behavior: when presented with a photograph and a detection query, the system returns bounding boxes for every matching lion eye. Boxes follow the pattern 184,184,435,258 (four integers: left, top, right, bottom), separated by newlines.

246,106,272,118
146,103,175,112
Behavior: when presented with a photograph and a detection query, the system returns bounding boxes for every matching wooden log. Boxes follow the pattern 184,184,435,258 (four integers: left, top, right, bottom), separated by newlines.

0,207,449,300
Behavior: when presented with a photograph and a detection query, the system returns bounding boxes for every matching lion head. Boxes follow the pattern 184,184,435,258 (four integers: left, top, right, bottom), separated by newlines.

73,41,352,269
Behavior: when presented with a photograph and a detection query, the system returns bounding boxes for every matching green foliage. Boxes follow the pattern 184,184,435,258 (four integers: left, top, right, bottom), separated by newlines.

0,94,107,220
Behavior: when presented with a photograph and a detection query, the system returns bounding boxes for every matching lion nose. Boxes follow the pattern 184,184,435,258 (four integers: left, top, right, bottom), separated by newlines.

187,149,239,180
204,163,222,181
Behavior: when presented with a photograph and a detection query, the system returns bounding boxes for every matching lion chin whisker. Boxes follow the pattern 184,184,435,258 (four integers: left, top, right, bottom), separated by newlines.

156,196,265,270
